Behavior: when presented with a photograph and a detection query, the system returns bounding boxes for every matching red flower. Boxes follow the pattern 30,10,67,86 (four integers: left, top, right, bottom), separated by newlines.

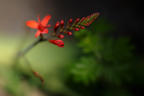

26,15,51,38
49,40,64,47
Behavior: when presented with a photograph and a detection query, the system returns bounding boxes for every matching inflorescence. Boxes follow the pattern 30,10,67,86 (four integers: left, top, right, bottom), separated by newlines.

26,12,100,47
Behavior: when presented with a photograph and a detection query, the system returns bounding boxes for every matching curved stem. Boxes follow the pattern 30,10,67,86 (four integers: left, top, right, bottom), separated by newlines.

12,37,47,67
18,37,48,57
18,38,41,57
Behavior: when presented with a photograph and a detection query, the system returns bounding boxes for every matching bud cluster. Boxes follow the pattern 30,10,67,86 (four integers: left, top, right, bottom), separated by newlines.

53,12,100,40
26,12,100,47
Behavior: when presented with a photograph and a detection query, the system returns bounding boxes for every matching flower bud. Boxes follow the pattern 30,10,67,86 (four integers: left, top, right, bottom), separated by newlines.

54,21,60,32
69,18,73,23
80,26,85,29
54,21,60,29
67,32,72,36
49,40,64,47
75,18,80,23
75,28,79,31
60,20,64,27
58,34,64,39
79,17,85,23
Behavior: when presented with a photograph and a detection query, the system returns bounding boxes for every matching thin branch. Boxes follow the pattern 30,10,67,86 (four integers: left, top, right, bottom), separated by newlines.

12,37,47,68
24,56,44,84
18,38,46,57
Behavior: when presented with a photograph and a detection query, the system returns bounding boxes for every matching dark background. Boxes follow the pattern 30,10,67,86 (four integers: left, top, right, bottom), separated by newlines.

48,0,143,55
49,0,143,95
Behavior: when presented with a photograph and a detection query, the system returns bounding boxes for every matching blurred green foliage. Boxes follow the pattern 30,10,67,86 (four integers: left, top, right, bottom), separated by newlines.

67,18,135,88
0,36,79,96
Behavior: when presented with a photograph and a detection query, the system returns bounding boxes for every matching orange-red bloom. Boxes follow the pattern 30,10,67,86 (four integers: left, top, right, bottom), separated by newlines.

26,15,51,38
49,39,64,47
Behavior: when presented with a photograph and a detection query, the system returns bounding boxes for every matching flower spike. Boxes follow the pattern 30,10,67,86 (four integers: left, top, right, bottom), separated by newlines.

26,12,99,46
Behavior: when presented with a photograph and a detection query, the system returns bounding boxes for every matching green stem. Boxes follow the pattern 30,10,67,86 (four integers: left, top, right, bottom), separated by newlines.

18,37,48,57
12,38,47,67
18,39,40,57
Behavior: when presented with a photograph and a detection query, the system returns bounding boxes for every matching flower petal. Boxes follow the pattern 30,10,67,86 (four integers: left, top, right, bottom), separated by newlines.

41,29,48,34
26,20,39,29
35,30,41,38
41,15,51,26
